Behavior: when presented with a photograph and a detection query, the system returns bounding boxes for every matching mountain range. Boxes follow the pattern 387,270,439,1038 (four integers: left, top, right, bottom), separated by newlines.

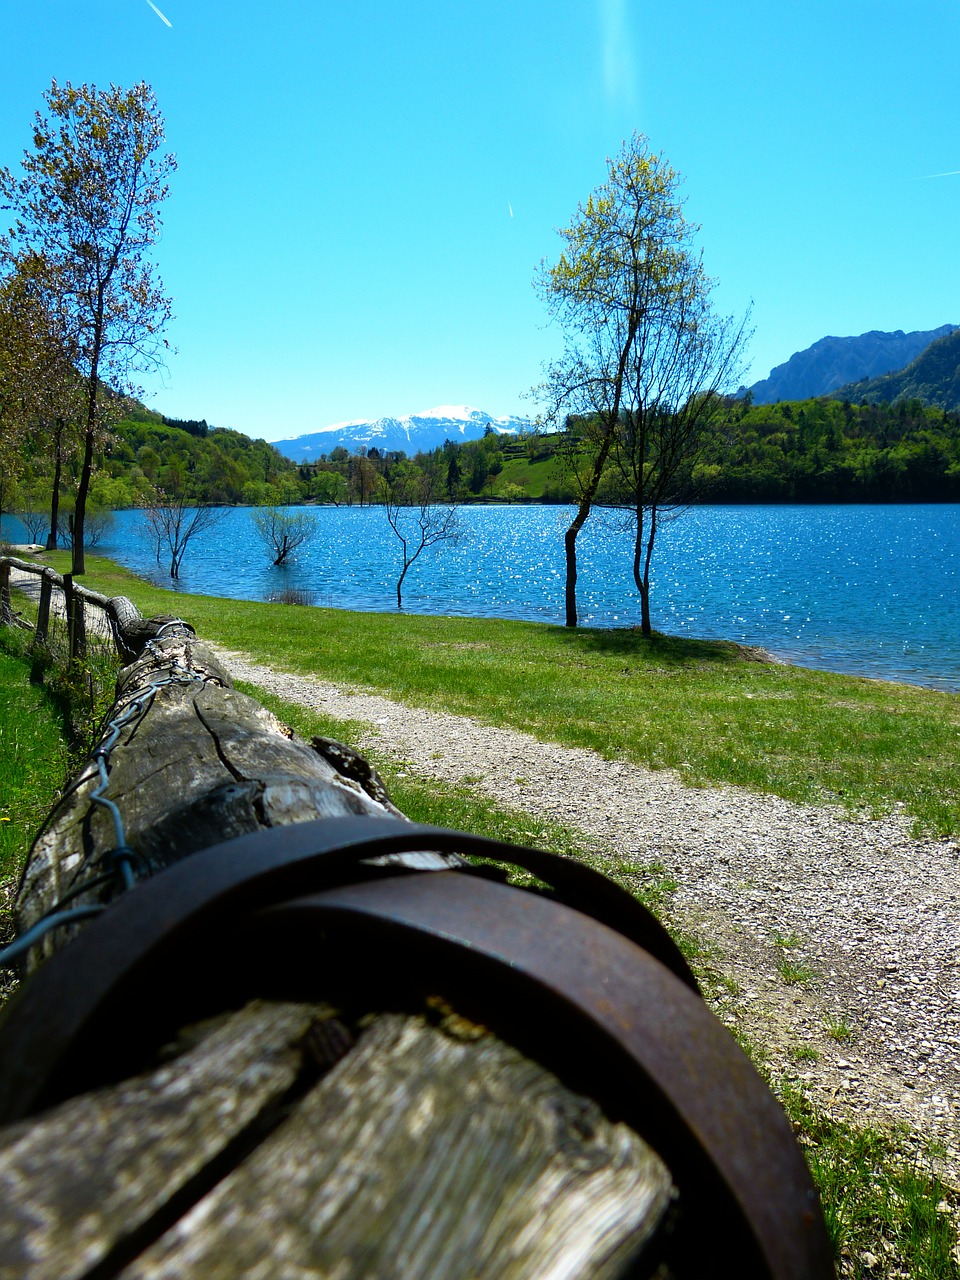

748,325,958,403
271,405,532,462
826,327,960,411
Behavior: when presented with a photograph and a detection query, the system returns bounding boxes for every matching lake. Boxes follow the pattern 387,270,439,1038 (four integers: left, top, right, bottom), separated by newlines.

4,503,959,692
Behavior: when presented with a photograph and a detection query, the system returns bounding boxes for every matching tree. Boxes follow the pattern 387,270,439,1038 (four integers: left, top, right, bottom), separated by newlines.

251,505,317,566
311,469,348,505
0,79,176,575
381,465,459,608
141,488,226,579
14,478,53,544
536,132,735,627
607,286,749,635
0,252,85,548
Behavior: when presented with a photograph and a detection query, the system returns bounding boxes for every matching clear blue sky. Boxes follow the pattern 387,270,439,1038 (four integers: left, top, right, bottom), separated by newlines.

3,1,958,441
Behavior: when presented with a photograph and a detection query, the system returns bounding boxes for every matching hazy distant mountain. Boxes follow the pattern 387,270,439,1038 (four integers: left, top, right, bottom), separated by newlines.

272,405,531,461
748,325,958,403
831,327,960,411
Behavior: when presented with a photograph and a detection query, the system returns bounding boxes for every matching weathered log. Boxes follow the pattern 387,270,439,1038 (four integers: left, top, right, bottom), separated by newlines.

2,611,684,1279
16,622,415,952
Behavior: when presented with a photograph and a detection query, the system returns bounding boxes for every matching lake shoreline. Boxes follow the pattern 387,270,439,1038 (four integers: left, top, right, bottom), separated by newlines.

5,503,960,692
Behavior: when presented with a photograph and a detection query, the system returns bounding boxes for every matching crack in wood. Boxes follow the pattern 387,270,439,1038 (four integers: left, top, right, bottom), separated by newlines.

190,700,248,784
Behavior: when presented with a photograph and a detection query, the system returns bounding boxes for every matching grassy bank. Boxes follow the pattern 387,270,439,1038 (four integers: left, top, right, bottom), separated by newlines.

37,550,960,836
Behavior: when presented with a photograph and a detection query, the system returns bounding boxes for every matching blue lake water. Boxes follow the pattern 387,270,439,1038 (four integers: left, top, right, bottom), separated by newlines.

4,504,960,692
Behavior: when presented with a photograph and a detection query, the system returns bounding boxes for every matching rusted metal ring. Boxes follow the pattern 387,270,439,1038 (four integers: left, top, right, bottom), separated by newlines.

0,816,693,1123
255,874,832,1280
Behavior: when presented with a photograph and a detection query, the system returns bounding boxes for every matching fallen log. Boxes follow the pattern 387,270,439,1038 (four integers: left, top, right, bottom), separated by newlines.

0,609,834,1279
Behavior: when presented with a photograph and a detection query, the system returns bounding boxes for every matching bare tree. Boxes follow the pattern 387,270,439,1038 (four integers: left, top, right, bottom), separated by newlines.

14,499,49,545
607,286,750,635
251,505,317,566
141,489,226,580
381,466,459,608
1,80,175,574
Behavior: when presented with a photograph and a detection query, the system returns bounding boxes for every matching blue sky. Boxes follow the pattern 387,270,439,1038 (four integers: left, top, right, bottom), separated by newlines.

2,1,958,441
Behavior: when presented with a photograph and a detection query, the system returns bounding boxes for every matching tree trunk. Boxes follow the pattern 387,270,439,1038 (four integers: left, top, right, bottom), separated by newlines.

45,422,64,552
72,421,95,576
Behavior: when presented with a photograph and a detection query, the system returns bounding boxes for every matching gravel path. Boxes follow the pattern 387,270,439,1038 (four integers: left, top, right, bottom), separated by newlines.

215,644,960,1179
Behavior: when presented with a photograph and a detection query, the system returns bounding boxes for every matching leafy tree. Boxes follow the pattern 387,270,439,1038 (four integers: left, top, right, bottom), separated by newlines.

252,505,317,566
0,79,176,574
380,465,459,608
536,133,717,627
311,469,348,505
0,252,82,542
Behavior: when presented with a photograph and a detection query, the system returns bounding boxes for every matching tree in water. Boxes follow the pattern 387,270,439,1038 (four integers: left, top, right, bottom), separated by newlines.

0,80,175,574
535,133,747,628
141,488,226,580
381,465,459,608
251,505,317,566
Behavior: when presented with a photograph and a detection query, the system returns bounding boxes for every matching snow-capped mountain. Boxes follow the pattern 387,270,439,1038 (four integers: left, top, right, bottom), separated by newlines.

271,405,532,461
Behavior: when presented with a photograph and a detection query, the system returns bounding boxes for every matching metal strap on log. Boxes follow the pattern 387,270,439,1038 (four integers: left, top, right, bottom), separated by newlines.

0,593,835,1280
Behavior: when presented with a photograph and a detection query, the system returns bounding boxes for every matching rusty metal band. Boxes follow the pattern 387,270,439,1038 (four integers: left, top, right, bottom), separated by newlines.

0,815,694,1124
258,874,834,1280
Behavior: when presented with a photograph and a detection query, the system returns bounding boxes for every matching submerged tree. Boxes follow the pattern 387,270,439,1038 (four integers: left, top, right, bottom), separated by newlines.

142,488,226,580
535,132,745,628
0,80,175,574
252,505,317,566
381,465,459,608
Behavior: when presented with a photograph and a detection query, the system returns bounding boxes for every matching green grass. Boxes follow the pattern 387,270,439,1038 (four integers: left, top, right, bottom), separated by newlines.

774,930,817,986
35,550,960,836
492,453,568,498
779,1082,959,1280
0,632,71,888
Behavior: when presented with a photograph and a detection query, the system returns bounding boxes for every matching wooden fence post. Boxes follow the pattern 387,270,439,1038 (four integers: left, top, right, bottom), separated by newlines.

0,560,9,626
62,573,85,662
34,571,52,649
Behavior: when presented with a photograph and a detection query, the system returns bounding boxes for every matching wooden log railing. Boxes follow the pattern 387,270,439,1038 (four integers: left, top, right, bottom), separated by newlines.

0,589,835,1280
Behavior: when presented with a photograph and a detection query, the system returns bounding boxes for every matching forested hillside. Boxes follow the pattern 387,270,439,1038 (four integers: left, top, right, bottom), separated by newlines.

830,327,960,413
686,395,960,503
6,392,960,540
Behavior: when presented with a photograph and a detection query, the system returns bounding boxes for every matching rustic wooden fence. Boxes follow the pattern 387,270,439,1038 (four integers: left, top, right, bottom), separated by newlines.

0,559,835,1280
0,554,137,665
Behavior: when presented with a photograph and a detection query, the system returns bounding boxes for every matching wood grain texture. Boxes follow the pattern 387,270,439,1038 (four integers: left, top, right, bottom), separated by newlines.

0,1001,334,1280
120,1012,673,1280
